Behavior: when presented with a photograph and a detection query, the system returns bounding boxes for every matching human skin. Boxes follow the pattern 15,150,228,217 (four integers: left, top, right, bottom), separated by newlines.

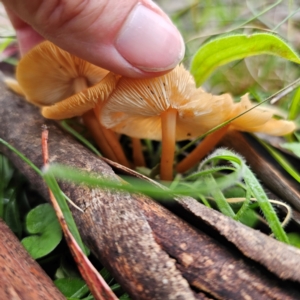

3,0,185,78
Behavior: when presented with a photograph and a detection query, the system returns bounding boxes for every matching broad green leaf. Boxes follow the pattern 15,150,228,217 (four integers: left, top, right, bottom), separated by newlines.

22,203,62,259
281,142,300,158
288,87,300,120
0,38,15,53
190,33,300,86
54,278,89,298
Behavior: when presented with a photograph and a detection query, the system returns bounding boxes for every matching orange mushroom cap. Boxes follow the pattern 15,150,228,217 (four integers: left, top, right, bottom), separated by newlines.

41,72,118,119
100,64,234,140
100,65,296,140
229,95,296,136
16,41,118,119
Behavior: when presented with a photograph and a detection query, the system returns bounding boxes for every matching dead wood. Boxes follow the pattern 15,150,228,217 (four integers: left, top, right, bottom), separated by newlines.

177,196,300,282
103,158,300,284
0,83,195,299
1,82,300,299
0,219,65,300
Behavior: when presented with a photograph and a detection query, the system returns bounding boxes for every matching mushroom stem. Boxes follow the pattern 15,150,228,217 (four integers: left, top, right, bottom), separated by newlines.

94,104,131,168
82,110,118,162
74,77,119,162
74,76,89,93
72,76,129,167
101,126,131,168
160,108,177,181
176,125,230,174
131,138,146,167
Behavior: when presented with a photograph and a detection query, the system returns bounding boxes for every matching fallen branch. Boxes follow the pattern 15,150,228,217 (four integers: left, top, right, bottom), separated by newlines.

0,219,65,300
1,82,300,299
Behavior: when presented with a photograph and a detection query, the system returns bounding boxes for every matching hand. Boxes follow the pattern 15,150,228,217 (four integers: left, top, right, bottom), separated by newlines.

3,0,185,78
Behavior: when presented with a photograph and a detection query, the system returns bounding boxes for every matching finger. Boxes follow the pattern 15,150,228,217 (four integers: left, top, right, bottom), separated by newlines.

5,8,44,55
3,0,185,78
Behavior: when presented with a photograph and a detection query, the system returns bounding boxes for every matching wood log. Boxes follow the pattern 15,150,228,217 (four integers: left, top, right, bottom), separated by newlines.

1,81,300,299
0,82,195,299
0,219,65,300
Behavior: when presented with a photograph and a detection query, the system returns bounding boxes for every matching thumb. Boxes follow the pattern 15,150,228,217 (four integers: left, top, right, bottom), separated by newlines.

3,0,185,78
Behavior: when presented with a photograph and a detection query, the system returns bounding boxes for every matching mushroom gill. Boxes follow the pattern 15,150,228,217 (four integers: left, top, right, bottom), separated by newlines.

15,41,129,167
176,94,296,173
100,64,234,180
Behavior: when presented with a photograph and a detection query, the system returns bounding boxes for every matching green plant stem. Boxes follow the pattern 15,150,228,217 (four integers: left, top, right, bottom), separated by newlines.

0,138,42,176
60,120,102,156
204,174,235,218
257,138,300,183
43,171,88,255
244,167,289,243
234,187,251,221
198,194,211,208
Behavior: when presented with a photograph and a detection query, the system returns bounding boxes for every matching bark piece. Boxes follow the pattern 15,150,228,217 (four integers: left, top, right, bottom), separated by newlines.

1,83,300,299
135,194,300,299
177,196,300,282
0,83,195,299
102,157,300,284
0,219,65,300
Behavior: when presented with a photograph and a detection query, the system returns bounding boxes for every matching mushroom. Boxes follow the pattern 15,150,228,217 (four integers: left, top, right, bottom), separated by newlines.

131,137,146,167
99,64,234,181
14,41,130,167
176,94,296,173
4,78,25,96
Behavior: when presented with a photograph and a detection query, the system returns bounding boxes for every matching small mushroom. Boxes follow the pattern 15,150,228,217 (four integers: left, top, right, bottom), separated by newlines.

100,64,234,181
15,41,129,167
4,78,25,96
176,94,296,173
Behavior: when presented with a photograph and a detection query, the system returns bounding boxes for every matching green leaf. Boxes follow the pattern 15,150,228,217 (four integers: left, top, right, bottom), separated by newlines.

244,167,289,243
203,148,289,243
238,209,260,228
119,293,131,300
0,38,15,53
0,155,14,218
54,278,89,298
4,189,22,237
190,33,300,86
22,203,62,259
43,173,88,256
280,142,300,158
287,233,300,248
288,87,300,120
203,174,235,218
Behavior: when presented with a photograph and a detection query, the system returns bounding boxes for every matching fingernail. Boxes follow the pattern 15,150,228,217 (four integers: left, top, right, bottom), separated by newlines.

115,4,185,72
